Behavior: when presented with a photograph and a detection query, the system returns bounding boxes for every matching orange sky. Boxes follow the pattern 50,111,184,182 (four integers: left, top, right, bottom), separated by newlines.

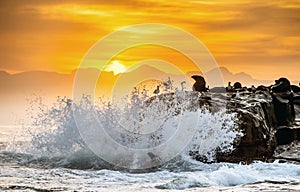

0,0,299,81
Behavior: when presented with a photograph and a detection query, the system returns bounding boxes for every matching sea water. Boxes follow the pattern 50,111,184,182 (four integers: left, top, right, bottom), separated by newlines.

1,90,300,191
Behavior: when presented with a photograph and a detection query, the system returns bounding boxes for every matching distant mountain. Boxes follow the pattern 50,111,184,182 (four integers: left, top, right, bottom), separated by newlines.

0,66,296,101
186,67,272,87
0,70,74,125
0,70,72,96
0,70,10,77
207,67,274,87
0,66,297,125
105,64,193,100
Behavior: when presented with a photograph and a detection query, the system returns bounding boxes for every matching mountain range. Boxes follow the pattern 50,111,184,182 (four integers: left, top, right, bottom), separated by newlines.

0,66,298,125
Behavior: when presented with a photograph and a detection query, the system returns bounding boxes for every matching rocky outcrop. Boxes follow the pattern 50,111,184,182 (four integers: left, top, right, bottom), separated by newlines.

146,83,299,163
205,89,300,163
275,93,300,146
215,91,277,163
185,91,278,163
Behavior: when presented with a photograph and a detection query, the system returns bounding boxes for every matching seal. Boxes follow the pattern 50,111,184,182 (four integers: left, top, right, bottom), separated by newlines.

191,75,207,92
271,77,291,93
233,82,242,90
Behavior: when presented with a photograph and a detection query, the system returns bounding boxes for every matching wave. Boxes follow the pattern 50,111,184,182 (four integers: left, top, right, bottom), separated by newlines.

2,149,300,190
155,161,300,189
5,81,243,171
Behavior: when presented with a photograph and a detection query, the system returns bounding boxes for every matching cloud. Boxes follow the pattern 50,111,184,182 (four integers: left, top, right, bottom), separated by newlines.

0,0,299,80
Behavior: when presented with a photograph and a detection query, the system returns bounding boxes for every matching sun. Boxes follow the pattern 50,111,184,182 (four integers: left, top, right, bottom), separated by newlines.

104,60,128,75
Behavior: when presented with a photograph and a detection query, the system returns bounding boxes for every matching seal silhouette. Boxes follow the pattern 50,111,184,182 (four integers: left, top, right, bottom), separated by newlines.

272,77,291,93
191,75,207,92
233,82,242,90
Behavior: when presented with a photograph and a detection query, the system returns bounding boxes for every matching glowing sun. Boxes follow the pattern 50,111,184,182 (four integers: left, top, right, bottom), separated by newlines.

104,60,127,75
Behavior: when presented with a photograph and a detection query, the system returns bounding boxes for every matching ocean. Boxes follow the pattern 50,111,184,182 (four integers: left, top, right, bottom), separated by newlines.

1,92,300,192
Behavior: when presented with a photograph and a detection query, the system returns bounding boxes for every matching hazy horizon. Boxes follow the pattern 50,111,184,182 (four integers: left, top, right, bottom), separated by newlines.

0,65,299,126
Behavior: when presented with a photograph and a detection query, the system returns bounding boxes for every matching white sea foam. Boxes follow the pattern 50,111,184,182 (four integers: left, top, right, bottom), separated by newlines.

155,161,300,189
18,87,242,170
1,125,300,191
3,158,299,191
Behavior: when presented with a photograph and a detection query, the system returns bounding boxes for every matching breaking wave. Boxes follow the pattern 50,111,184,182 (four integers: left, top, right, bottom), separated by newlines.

5,82,242,171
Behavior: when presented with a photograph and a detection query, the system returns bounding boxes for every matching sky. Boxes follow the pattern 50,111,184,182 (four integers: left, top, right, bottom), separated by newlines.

0,0,300,125
0,0,300,81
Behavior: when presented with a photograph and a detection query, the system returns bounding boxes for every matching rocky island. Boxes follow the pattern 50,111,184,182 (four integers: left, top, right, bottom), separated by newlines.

188,76,300,163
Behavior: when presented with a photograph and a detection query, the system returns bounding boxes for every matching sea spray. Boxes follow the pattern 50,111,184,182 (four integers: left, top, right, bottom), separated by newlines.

183,108,241,162
19,82,242,170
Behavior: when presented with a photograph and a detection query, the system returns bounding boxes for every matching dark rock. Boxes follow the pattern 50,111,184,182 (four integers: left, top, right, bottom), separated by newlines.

256,85,270,92
249,85,256,93
276,127,298,145
215,91,277,163
145,84,299,163
291,85,300,93
210,87,226,93
272,92,295,126
226,82,233,92
294,95,300,105
149,91,278,163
